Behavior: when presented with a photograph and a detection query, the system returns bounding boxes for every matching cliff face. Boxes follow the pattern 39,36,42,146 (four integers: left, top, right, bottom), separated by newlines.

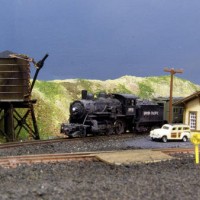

29,75,199,139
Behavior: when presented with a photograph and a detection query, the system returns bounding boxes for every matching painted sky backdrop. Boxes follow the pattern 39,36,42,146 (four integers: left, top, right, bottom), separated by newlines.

1,0,200,84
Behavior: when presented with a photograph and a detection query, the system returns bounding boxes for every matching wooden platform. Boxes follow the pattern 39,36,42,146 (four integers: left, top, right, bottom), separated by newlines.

93,149,174,165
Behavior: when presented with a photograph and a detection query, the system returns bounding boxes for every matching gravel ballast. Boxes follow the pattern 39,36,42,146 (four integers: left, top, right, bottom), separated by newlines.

0,156,199,200
0,134,198,199
0,134,193,157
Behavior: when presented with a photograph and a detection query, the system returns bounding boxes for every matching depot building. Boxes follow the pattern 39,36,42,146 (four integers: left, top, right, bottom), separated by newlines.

173,91,200,132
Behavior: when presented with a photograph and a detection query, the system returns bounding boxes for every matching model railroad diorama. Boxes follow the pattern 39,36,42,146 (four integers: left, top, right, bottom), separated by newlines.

0,51,197,200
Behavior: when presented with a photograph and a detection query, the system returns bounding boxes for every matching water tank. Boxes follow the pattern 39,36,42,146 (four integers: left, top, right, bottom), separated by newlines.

0,58,30,101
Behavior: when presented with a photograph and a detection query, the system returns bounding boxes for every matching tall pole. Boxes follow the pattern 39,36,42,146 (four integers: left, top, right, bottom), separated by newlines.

164,68,183,123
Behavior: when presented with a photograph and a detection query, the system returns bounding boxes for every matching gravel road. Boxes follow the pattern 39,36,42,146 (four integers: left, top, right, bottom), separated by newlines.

125,136,193,149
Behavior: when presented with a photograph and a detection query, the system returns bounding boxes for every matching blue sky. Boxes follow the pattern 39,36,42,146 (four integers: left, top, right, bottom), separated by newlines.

1,0,200,84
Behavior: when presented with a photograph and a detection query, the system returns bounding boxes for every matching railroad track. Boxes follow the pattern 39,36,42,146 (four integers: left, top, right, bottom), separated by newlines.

0,152,98,168
0,138,68,149
0,147,196,168
0,132,136,149
156,147,195,154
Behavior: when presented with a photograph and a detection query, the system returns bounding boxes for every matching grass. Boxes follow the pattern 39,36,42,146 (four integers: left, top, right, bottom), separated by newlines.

138,81,154,99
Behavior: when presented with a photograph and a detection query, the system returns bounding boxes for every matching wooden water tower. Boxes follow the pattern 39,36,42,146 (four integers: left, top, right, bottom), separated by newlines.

0,52,48,141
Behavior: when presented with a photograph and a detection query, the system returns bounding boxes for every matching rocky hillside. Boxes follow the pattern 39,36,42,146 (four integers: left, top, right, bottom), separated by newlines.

30,75,200,139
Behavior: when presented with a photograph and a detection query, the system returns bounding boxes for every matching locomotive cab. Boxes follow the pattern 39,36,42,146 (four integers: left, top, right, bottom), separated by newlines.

112,94,137,116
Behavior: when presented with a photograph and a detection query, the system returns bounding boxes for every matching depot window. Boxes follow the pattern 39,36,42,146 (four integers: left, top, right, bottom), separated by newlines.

189,111,197,130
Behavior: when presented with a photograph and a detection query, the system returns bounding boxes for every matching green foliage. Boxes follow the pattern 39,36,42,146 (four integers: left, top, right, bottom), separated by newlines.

0,112,6,143
34,81,65,101
113,84,132,94
147,76,169,83
77,79,93,93
32,81,70,139
138,82,154,99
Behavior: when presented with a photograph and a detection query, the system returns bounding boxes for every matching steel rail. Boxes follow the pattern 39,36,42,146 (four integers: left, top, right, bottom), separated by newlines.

157,147,195,154
0,152,98,168
0,138,68,149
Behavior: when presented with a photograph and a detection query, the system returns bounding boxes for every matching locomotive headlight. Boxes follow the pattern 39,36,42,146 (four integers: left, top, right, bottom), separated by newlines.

72,107,78,112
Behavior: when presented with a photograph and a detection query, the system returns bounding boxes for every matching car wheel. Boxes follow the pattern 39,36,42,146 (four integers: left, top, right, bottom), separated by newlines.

162,136,167,143
151,137,155,141
182,136,188,142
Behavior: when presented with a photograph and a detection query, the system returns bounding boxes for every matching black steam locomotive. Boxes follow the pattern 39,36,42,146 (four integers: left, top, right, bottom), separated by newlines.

60,90,167,138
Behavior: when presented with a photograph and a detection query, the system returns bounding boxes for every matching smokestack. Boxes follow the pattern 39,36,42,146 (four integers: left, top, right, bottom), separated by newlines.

82,90,87,99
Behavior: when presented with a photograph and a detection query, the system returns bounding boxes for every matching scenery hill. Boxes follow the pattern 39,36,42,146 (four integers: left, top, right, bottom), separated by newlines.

31,75,200,139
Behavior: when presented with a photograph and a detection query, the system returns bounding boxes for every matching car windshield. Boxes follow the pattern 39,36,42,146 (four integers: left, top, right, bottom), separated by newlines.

162,125,170,130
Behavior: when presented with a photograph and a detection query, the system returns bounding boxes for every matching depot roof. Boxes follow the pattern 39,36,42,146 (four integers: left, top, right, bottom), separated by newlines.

173,91,200,106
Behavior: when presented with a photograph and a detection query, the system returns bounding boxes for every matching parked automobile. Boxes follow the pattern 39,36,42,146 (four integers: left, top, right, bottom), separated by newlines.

150,124,191,143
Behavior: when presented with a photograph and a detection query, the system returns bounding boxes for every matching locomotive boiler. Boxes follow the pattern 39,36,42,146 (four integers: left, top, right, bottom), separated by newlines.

60,90,167,138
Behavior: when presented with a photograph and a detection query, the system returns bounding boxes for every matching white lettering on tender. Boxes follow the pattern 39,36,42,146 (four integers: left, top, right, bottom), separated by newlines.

143,111,159,116
128,108,134,112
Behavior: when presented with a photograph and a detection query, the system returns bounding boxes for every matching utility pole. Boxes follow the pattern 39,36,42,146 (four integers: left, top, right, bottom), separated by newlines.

164,68,183,123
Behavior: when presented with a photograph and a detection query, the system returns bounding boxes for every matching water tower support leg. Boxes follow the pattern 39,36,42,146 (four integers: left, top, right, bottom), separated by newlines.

4,104,15,141
30,104,40,140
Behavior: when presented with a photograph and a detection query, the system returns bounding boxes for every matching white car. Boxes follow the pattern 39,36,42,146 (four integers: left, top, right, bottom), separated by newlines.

150,124,191,143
